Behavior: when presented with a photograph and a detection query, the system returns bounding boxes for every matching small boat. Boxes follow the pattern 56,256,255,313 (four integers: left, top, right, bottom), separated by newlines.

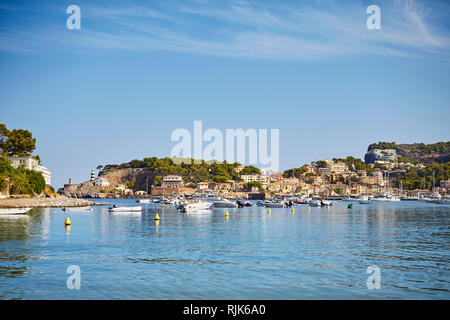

108,205,143,212
263,200,286,208
0,207,32,215
62,206,91,211
236,200,252,208
176,200,213,212
358,196,370,204
341,198,356,202
137,199,151,204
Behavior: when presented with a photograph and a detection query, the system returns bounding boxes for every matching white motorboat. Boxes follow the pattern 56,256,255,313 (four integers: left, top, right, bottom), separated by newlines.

63,206,91,211
176,200,213,212
263,200,286,208
202,195,238,208
137,199,151,204
108,205,143,212
0,207,32,215
358,196,370,204
371,194,401,202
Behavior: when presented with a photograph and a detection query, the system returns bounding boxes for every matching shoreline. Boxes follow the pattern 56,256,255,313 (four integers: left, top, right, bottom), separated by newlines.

0,196,101,208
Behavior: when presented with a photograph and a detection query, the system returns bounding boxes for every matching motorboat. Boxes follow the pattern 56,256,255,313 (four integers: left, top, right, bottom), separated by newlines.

263,200,286,208
358,196,370,204
371,194,400,202
236,200,252,208
108,205,143,212
208,197,238,208
341,197,356,202
63,206,91,211
136,199,151,204
0,207,32,215
176,200,213,212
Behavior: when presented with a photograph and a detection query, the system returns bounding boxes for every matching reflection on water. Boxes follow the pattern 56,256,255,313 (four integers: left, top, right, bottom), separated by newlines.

0,199,448,299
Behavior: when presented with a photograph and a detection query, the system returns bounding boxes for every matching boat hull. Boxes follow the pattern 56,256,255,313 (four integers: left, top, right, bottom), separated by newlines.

0,208,31,215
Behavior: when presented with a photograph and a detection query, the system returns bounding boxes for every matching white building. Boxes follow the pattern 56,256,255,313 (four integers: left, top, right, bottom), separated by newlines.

8,156,52,185
94,178,110,187
369,149,397,162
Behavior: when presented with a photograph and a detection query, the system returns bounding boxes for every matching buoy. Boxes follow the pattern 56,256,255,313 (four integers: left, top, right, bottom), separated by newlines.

308,207,311,211
154,213,160,220
225,211,229,217
267,209,271,214
155,220,160,227
53,211,56,214
348,204,353,209
327,206,330,210
65,217,71,225
291,207,295,213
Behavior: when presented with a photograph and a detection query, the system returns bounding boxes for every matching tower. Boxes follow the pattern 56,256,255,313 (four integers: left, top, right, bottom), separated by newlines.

91,169,95,181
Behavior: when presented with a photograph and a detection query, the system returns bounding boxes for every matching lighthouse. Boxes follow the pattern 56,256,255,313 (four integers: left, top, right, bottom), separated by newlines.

91,169,95,181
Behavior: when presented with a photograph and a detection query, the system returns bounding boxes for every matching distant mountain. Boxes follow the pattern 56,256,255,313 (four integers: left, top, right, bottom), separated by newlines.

365,141,450,164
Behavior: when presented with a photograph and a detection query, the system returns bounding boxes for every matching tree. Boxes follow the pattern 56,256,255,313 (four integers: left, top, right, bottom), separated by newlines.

0,123,9,151
3,128,36,156
240,166,261,175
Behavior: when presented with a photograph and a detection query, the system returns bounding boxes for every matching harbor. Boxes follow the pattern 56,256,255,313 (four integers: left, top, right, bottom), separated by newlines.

0,199,448,299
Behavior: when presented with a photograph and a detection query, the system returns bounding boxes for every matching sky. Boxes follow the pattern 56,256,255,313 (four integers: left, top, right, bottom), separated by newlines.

0,0,449,188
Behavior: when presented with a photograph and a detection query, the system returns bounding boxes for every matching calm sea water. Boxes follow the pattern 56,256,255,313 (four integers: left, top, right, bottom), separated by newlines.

0,199,448,299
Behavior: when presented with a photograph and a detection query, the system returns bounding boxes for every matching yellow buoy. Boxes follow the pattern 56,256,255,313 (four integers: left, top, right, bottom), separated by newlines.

267,209,271,214
65,217,71,225
155,220,160,227
154,213,160,221
291,207,295,213
225,211,229,217
53,211,56,214
308,207,311,211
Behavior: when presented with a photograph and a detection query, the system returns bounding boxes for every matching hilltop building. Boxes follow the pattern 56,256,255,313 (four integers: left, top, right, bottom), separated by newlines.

8,155,52,185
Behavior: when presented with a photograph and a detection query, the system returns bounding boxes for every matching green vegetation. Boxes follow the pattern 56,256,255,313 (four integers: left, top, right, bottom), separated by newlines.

0,156,46,196
243,181,264,192
332,156,374,175
239,166,261,175
282,166,307,178
392,162,450,190
100,157,241,187
0,124,45,196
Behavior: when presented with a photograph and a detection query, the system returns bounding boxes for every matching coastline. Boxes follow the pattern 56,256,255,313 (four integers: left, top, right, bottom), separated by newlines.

0,196,100,208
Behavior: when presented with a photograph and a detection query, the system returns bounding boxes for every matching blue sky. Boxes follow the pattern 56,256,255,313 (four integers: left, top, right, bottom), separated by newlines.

1,0,449,188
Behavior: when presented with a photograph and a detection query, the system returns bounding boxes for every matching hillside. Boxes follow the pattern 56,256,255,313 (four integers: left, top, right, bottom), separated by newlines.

365,141,450,164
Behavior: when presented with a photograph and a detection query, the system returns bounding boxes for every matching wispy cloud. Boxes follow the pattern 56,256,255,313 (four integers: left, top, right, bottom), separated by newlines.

0,0,449,60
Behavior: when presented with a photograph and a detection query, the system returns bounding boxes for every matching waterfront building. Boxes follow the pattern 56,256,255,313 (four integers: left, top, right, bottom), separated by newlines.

8,155,52,185
161,175,184,188
196,182,210,192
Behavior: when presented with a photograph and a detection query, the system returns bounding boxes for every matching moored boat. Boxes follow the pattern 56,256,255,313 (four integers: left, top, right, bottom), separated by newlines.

108,205,143,212
0,207,32,215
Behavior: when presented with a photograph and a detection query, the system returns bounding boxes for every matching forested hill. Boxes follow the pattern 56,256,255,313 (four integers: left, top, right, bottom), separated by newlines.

366,141,450,164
